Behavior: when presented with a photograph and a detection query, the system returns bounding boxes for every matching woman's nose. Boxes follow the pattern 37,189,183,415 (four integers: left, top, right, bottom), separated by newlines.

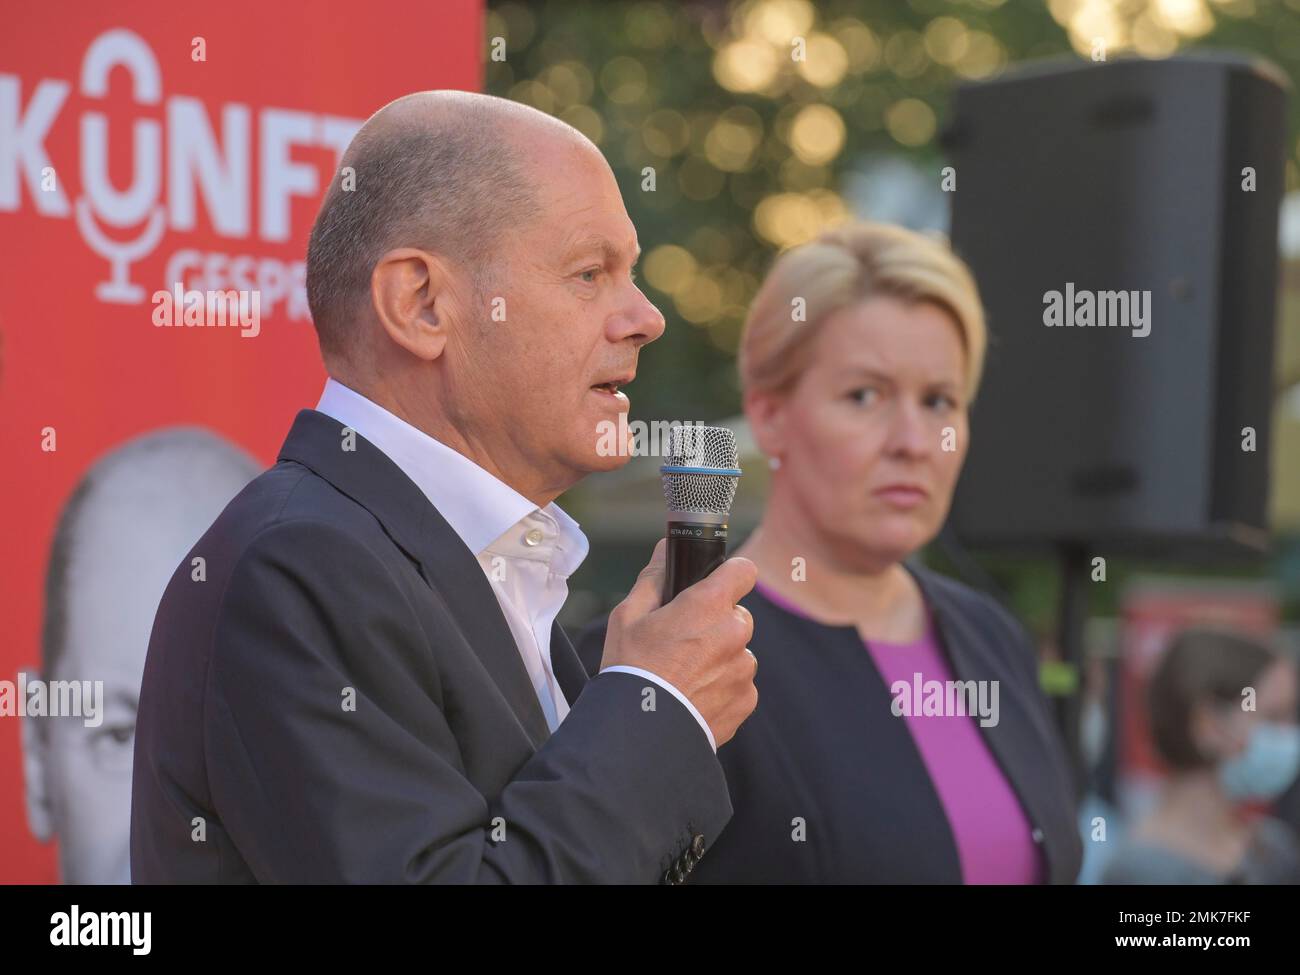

884,401,933,457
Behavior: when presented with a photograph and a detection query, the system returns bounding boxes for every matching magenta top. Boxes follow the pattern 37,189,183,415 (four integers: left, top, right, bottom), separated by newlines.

755,580,1044,884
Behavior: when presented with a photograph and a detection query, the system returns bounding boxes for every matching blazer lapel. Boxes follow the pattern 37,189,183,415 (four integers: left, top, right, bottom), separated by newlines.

277,409,552,749
906,563,1064,883
550,621,590,706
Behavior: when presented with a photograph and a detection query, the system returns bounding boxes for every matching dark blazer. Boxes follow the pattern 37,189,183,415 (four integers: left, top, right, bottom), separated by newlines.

576,562,1083,884
131,409,730,884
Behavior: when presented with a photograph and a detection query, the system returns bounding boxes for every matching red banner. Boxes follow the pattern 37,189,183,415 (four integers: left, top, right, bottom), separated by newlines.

0,0,483,883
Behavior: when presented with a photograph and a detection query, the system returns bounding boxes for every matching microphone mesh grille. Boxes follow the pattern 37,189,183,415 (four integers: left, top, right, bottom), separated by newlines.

661,425,740,515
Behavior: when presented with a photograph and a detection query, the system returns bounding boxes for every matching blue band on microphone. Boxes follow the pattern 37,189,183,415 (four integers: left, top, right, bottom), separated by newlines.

659,465,743,476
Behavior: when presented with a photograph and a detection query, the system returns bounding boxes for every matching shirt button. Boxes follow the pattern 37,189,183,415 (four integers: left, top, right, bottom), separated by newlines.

524,528,544,546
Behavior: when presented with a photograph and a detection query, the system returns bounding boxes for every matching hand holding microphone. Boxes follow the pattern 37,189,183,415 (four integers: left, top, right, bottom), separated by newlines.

599,426,757,747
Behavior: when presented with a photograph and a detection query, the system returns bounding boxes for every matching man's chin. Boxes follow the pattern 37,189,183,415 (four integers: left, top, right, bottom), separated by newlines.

578,411,637,471
581,445,634,474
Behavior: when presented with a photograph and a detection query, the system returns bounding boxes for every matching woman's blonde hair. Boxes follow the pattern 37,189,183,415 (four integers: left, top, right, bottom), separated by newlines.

738,222,988,400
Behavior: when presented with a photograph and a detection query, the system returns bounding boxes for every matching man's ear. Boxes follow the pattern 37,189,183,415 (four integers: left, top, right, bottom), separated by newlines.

19,670,55,843
370,248,459,361
743,387,789,460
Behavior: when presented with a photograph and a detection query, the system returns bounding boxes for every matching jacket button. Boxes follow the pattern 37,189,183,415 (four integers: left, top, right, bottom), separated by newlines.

1031,827,1044,844
690,833,706,858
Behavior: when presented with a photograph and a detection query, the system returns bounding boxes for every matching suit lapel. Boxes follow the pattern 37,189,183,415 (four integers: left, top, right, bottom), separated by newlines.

277,409,552,749
550,621,590,705
906,563,1062,882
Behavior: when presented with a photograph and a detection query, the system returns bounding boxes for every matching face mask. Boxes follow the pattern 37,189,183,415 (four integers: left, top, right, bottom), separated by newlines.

1219,722,1300,802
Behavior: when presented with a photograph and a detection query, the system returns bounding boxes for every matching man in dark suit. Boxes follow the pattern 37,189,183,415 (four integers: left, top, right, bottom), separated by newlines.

130,91,759,884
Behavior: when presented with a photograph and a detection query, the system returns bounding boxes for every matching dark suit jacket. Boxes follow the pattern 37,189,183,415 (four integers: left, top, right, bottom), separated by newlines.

131,409,730,884
576,563,1083,884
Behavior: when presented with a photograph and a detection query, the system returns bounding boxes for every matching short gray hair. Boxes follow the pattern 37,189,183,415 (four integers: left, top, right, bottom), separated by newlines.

306,114,541,361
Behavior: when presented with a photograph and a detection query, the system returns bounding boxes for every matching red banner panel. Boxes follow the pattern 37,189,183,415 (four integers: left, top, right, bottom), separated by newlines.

0,0,483,882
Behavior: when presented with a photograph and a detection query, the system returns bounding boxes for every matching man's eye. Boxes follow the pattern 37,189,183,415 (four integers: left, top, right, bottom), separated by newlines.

849,388,877,405
93,723,135,746
579,268,602,283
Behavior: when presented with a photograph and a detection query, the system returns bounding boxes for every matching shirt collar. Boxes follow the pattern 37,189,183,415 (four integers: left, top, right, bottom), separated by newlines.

314,378,589,576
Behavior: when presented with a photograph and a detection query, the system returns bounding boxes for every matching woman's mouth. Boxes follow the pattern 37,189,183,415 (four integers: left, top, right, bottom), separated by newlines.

873,485,928,509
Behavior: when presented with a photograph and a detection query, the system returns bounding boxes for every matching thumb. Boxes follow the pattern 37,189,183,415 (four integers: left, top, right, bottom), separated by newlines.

704,555,758,606
619,537,667,621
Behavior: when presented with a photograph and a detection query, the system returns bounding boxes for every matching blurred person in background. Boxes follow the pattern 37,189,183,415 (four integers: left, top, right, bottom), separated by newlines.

579,221,1082,882
1102,627,1300,884
21,428,259,883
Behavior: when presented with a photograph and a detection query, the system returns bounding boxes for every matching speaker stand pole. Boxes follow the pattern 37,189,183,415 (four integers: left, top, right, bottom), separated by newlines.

1055,543,1089,797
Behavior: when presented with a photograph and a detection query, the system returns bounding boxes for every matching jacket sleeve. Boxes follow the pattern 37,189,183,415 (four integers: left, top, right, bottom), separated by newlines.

203,518,731,883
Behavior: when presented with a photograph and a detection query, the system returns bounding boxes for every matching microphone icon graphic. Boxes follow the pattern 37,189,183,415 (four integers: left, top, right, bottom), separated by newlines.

76,197,165,304
74,28,166,304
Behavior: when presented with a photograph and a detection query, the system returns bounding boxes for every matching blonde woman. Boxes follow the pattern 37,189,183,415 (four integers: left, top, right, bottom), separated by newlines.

657,222,1079,883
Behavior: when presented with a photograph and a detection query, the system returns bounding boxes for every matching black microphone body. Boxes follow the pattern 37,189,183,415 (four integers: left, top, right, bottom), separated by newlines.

664,519,729,602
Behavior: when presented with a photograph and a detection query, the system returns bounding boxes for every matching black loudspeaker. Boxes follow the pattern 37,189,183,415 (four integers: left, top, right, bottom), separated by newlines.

945,52,1289,559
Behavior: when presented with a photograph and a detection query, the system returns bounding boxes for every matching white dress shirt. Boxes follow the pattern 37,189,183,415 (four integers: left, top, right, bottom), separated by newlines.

314,379,715,750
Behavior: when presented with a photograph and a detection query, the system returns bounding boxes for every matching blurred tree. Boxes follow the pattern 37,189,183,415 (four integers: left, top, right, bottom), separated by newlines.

486,0,1299,421
487,0,1300,629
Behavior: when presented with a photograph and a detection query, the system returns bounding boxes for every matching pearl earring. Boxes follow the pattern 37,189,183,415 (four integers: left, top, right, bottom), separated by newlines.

768,456,782,470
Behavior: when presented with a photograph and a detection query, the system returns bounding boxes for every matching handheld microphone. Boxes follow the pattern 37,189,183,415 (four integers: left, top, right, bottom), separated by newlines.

659,425,742,603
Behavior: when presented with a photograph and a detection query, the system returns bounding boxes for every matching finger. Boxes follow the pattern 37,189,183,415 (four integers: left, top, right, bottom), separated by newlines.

619,538,668,620
734,603,754,641
696,555,758,607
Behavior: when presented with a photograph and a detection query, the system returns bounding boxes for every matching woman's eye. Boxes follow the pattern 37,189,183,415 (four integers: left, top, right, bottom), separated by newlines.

849,388,876,405
579,268,602,283
926,393,958,411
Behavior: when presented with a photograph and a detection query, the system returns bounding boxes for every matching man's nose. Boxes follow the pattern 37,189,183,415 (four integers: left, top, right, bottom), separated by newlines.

611,283,666,347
